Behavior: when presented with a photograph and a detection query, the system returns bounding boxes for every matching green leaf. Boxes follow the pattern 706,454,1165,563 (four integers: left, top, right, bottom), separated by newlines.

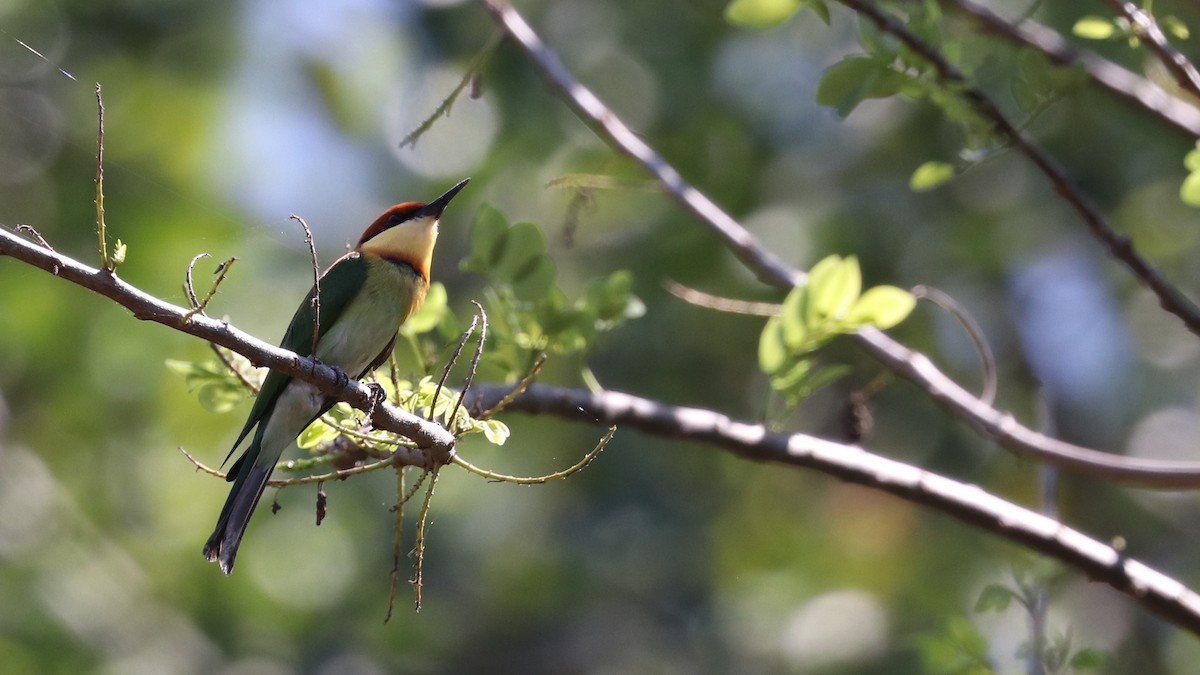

910,160,957,192
1069,648,1108,670
493,221,548,284
973,583,1015,613
587,270,638,321
401,282,448,335
110,239,127,267
480,419,511,446
1010,78,1039,114
1181,171,1200,206
724,0,801,28
1161,15,1190,40
807,254,861,322
804,0,830,25
780,284,810,351
461,203,509,273
759,316,788,374
511,257,557,302
1073,16,1116,40
1184,147,1200,172
816,57,908,117
846,285,916,329
297,418,339,450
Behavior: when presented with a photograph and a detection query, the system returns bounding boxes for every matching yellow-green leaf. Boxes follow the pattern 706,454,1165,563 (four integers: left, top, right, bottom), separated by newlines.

807,254,861,323
759,315,789,374
847,285,916,329
724,0,802,28
910,161,956,192
1073,16,1115,40
1182,171,1200,207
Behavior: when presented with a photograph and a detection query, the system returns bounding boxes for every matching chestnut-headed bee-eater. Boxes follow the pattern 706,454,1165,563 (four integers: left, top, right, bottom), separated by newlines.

203,178,469,574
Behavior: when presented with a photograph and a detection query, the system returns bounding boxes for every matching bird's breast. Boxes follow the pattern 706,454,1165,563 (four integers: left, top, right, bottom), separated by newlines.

313,256,426,375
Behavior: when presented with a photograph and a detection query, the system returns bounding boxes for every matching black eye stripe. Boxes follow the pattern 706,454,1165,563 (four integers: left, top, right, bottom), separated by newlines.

387,214,404,226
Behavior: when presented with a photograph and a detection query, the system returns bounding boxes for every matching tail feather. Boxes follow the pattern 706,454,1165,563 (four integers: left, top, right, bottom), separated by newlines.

203,433,273,575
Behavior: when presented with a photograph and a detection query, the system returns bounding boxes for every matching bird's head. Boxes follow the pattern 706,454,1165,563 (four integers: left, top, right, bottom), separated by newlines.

357,178,469,282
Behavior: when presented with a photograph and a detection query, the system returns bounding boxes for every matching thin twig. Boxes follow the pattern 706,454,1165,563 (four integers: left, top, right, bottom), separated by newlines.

478,0,803,289
480,352,546,419
411,468,440,612
1104,0,1200,102
663,278,781,317
179,446,428,486
184,253,238,319
15,224,53,251
430,313,479,422
447,301,487,427
290,214,321,355
399,31,504,148
94,83,108,270
452,425,614,484
913,284,997,406
385,466,431,622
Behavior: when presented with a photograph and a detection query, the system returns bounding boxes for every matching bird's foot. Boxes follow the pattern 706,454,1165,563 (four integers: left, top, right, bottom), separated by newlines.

363,382,387,428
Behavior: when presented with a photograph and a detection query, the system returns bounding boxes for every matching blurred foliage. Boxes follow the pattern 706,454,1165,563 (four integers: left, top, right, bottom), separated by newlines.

4,0,1200,672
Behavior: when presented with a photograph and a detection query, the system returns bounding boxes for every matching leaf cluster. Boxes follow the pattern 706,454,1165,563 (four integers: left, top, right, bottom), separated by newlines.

758,254,914,404
462,204,645,380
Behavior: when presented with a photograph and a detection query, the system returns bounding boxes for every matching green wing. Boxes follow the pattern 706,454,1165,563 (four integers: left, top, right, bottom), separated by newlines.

223,253,370,464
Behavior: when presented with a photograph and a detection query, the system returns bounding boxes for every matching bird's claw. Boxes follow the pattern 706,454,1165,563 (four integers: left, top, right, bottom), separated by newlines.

363,382,387,426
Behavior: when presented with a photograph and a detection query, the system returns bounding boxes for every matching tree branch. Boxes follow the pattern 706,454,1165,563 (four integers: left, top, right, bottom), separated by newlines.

466,382,1200,636
0,227,456,460
1103,0,1200,103
837,0,1200,337
477,0,1200,488
947,0,1200,138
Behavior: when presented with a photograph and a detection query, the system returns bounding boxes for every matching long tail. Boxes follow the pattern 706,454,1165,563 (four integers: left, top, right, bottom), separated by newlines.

203,428,273,575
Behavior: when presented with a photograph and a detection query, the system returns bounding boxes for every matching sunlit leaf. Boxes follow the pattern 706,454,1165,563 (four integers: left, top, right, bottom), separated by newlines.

759,316,788,374
297,418,339,450
1180,171,1200,206
480,419,511,446
1161,15,1190,40
1073,16,1115,40
807,254,860,322
724,0,801,29
1185,147,1200,172
847,285,916,329
910,160,956,192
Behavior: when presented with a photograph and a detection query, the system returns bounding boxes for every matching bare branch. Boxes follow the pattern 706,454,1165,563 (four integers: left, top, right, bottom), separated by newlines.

465,382,1200,636
0,228,456,459
1103,0,1200,102
478,0,804,290
947,0,1200,137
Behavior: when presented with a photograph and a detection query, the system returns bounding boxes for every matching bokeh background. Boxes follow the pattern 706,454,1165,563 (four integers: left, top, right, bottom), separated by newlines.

5,0,1200,671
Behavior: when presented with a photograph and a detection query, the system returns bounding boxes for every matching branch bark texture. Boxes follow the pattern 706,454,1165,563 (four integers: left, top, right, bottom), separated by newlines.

466,382,1200,636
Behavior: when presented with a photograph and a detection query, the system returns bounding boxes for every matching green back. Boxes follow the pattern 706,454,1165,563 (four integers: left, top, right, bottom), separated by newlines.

224,252,370,460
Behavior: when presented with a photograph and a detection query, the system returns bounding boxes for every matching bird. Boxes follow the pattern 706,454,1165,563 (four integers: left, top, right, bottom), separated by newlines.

203,178,469,575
